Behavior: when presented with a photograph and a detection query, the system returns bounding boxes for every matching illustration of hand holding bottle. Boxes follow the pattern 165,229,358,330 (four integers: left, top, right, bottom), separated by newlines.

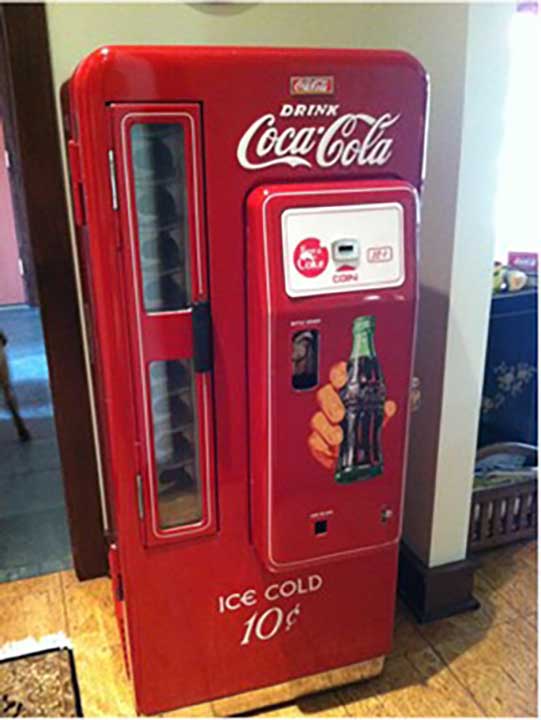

308,316,397,483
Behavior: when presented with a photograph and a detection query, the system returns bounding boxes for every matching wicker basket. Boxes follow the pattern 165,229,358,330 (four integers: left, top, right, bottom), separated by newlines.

469,442,537,552
469,477,537,552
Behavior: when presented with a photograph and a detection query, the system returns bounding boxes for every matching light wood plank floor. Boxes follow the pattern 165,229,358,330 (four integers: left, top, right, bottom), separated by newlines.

0,541,537,717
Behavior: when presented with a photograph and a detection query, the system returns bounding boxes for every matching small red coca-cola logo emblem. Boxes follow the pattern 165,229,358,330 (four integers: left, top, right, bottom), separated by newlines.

293,238,329,278
290,76,334,95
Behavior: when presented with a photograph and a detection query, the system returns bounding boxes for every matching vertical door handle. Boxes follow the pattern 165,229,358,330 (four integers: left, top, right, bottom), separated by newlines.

192,302,213,372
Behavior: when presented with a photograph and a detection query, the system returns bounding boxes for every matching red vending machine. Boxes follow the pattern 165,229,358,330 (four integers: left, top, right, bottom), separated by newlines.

63,46,428,715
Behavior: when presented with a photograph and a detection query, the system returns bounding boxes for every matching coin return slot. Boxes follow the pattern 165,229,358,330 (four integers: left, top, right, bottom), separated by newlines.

314,520,327,535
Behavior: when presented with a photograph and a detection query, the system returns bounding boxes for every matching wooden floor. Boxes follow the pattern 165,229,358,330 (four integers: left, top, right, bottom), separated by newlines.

0,541,537,717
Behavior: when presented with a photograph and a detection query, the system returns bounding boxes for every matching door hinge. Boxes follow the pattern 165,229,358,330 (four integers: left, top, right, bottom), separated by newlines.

108,149,119,211
104,528,117,546
67,140,86,226
116,571,125,602
135,473,145,520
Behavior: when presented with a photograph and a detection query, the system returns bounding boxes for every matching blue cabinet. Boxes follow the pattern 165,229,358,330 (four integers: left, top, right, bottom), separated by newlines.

478,290,537,448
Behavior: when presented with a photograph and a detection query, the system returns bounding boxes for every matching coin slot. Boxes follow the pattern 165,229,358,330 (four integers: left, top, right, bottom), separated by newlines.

331,238,360,268
314,520,327,535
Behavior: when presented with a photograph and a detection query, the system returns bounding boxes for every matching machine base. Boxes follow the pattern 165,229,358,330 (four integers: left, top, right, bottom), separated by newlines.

166,656,385,717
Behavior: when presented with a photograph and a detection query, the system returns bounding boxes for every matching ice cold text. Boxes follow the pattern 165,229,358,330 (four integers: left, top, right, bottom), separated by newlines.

217,574,323,614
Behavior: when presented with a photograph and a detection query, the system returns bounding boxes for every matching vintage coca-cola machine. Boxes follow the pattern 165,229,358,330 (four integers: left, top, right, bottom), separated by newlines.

63,46,428,715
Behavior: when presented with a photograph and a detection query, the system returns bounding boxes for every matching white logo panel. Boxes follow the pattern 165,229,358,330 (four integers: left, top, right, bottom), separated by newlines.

282,202,405,298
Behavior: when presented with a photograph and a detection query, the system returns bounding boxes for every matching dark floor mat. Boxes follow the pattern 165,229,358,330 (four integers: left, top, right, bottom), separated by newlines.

0,646,82,717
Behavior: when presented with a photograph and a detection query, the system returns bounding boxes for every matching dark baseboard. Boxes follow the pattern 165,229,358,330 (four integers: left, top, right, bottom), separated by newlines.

398,542,480,623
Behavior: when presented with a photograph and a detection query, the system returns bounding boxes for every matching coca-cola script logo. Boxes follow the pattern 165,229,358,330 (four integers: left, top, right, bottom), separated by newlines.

237,105,400,171
290,76,334,95
293,238,329,278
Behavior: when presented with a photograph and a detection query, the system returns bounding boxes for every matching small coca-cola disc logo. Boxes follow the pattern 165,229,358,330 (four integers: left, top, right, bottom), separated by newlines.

293,238,329,278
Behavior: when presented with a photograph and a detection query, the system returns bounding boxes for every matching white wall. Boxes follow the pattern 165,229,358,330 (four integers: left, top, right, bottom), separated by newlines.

429,2,515,567
47,2,490,567
494,10,540,261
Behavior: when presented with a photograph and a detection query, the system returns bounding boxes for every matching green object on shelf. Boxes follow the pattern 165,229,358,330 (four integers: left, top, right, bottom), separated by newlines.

493,262,506,293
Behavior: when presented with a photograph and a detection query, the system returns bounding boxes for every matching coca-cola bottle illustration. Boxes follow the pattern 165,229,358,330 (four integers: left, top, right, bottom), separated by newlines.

335,316,386,483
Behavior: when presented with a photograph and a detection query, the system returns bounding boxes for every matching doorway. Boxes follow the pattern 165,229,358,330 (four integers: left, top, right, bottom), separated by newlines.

0,306,72,581
0,120,24,306
0,111,73,581
0,3,107,580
